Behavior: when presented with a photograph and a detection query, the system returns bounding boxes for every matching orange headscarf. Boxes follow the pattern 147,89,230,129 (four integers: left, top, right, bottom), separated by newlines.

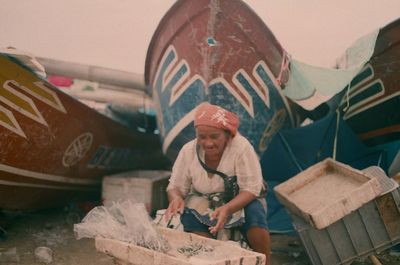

194,103,239,136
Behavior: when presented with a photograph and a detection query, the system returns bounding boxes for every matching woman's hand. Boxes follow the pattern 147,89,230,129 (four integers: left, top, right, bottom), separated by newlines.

208,191,257,234
164,196,184,221
208,205,231,234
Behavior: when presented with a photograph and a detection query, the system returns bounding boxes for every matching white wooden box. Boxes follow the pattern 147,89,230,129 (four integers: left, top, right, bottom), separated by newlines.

274,158,383,229
102,170,171,216
95,227,265,265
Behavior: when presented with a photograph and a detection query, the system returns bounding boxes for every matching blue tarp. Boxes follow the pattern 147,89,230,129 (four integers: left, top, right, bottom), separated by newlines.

261,112,385,234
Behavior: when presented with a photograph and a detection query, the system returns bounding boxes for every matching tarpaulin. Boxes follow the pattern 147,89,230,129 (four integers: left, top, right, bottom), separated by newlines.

261,112,385,233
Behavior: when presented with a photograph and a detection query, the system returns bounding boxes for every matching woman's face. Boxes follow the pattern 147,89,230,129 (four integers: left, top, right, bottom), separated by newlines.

196,125,231,158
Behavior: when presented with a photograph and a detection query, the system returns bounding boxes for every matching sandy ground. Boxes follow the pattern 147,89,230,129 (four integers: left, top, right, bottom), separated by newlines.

1,208,399,265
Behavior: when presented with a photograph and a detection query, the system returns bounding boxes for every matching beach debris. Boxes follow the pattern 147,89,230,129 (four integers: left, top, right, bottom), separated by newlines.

369,255,383,265
0,247,20,263
287,239,300,247
33,225,68,247
34,246,53,264
65,211,82,225
271,247,302,259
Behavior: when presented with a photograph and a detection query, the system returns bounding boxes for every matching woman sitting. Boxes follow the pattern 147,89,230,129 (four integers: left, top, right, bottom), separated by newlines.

165,102,271,265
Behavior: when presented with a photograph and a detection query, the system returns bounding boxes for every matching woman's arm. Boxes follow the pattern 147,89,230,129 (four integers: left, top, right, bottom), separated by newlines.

164,142,193,220
208,190,256,234
164,188,185,221
208,138,263,234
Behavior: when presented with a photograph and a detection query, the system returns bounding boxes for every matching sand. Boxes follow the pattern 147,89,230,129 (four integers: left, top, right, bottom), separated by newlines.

1,208,399,265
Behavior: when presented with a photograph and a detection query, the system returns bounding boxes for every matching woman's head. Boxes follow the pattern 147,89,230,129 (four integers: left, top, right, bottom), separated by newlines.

196,125,230,158
194,103,239,136
194,103,239,158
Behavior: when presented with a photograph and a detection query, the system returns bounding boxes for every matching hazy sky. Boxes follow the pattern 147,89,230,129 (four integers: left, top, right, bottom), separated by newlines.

0,0,399,73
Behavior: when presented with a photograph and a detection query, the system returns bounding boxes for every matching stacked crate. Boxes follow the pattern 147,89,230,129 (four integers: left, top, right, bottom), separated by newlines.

274,158,400,265
102,170,171,216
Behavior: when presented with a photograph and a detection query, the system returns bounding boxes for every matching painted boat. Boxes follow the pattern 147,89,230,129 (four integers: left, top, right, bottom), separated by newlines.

0,54,165,210
145,0,298,161
337,18,400,147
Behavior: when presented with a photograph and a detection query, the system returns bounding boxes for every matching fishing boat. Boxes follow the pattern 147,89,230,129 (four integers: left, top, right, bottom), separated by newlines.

336,17,400,148
145,0,299,161
0,53,166,211
145,0,399,169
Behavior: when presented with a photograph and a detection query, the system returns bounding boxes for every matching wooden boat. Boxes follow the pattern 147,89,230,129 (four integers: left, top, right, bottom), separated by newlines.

145,0,298,161
337,17,400,147
0,53,166,211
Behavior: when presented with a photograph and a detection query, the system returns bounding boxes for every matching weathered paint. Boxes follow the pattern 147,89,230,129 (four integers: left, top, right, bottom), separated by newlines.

145,0,296,160
338,18,400,147
0,54,165,210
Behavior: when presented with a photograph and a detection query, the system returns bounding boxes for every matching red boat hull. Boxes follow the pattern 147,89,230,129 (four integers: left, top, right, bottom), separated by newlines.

0,55,165,210
145,0,297,160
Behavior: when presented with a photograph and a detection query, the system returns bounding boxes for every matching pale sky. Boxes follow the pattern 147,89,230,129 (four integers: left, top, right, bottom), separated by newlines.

0,0,399,73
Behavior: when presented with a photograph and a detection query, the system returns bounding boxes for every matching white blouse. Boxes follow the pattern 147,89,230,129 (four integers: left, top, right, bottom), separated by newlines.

167,133,264,197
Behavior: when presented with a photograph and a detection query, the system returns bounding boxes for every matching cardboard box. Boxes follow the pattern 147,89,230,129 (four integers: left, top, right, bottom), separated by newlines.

102,170,171,216
274,158,383,229
95,227,265,265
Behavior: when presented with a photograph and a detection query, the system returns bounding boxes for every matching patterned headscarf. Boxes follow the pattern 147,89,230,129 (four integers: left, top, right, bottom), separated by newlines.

194,102,239,136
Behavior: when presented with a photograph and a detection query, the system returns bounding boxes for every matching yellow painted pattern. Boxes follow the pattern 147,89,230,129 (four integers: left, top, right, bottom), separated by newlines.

0,55,39,82
0,54,68,136
0,109,12,125
31,82,58,105
0,55,66,112
1,82,37,116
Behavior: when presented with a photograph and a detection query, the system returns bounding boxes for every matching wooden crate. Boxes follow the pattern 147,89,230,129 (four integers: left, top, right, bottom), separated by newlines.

274,158,383,229
95,227,265,265
102,170,170,216
292,188,400,265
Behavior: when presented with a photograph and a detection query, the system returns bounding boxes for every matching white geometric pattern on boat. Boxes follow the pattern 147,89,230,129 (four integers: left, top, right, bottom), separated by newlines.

30,81,67,113
1,80,48,126
0,79,68,137
155,45,281,119
252,61,274,108
62,132,93,167
0,104,26,138
153,44,294,155
339,64,395,120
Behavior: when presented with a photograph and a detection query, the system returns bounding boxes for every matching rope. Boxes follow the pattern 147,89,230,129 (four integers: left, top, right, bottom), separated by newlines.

276,52,290,86
278,132,303,172
332,109,340,161
343,83,351,112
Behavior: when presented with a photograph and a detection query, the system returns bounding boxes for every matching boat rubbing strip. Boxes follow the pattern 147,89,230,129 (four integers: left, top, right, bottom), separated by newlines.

0,163,100,185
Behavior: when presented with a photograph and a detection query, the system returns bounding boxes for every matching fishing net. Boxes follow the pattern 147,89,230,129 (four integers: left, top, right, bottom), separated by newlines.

74,200,169,252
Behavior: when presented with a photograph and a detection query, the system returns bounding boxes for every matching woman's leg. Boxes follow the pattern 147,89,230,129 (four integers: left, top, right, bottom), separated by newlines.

247,226,271,265
242,199,271,265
